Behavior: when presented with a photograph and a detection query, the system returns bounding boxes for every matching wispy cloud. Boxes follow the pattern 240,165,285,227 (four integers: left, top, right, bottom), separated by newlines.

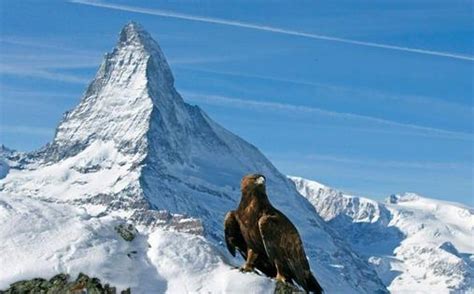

168,56,241,65
0,37,99,84
177,67,331,89
0,90,77,109
0,87,77,99
0,125,54,136
0,64,90,84
0,35,244,84
180,66,472,122
183,92,473,141
1,53,101,70
300,154,468,170
71,0,474,61
0,36,95,54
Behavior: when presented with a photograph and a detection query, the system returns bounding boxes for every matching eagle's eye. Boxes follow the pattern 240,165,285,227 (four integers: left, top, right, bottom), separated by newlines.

255,176,265,185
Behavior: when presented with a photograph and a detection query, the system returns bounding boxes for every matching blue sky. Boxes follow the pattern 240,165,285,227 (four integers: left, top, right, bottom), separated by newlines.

0,0,472,205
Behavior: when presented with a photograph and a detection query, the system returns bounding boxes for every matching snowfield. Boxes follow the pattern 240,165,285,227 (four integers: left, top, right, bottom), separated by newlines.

0,192,274,293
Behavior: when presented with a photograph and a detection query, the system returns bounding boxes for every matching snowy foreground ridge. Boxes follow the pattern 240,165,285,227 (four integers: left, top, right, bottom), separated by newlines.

0,22,471,293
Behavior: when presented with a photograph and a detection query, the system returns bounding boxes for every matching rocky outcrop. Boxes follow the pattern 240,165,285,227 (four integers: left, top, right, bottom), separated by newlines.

0,273,130,294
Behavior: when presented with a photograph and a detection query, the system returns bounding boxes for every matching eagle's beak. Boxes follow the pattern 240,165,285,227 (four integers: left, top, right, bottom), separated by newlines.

255,176,265,185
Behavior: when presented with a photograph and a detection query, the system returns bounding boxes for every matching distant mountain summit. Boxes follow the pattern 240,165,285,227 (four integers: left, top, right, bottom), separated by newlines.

0,22,387,293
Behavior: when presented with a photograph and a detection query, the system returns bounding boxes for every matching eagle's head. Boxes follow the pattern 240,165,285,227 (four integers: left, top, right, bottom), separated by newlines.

241,173,266,195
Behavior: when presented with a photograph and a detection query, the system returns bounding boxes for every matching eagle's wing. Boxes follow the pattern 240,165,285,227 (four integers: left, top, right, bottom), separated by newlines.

224,211,247,258
258,213,323,293
258,213,297,272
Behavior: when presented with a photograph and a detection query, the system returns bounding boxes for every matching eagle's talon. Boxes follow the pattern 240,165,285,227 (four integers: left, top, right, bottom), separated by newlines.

239,265,254,273
275,277,286,283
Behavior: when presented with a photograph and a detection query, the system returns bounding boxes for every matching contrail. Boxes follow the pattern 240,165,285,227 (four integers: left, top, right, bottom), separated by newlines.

70,0,473,61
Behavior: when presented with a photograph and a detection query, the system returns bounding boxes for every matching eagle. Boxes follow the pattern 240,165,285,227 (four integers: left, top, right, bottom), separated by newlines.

224,174,323,293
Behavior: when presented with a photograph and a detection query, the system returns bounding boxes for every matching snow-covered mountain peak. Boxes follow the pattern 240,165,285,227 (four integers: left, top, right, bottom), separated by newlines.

45,22,178,162
0,23,390,293
117,21,173,81
119,21,149,45
118,21,174,85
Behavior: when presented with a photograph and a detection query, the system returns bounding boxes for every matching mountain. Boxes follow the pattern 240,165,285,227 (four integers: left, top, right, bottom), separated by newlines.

290,176,474,293
0,22,387,293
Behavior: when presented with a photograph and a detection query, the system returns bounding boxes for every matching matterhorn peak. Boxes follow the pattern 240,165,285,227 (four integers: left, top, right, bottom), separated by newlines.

45,22,179,161
118,21,149,45
117,21,171,71
115,21,174,85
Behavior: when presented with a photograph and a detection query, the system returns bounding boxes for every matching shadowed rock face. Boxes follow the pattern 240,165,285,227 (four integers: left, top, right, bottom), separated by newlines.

1,273,130,294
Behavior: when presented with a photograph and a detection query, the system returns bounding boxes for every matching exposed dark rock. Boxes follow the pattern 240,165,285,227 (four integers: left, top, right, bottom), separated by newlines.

0,273,130,293
115,223,137,242
129,209,204,235
274,281,304,294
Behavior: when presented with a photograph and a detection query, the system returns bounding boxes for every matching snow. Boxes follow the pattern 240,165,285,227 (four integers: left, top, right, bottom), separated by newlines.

1,141,139,202
0,22,388,293
147,230,275,293
1,21,469,293
0,192,275,293
291,176,474,293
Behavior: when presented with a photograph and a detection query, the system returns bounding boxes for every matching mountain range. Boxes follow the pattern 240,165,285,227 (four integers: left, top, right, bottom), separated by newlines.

0,22,471,293
291,177,473,293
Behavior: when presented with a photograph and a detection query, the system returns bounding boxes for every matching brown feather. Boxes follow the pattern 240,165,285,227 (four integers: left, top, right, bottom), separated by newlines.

224,211,247,258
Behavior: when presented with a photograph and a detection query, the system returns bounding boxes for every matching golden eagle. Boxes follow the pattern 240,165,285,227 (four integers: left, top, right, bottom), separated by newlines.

224,174,323,293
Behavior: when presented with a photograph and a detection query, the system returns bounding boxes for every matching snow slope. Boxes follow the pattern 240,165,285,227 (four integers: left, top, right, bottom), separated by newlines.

0,22,387,293
0,192,271,293
290,176,474,293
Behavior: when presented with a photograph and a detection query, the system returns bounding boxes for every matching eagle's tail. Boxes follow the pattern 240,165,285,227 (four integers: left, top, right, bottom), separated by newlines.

303,270,323,294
